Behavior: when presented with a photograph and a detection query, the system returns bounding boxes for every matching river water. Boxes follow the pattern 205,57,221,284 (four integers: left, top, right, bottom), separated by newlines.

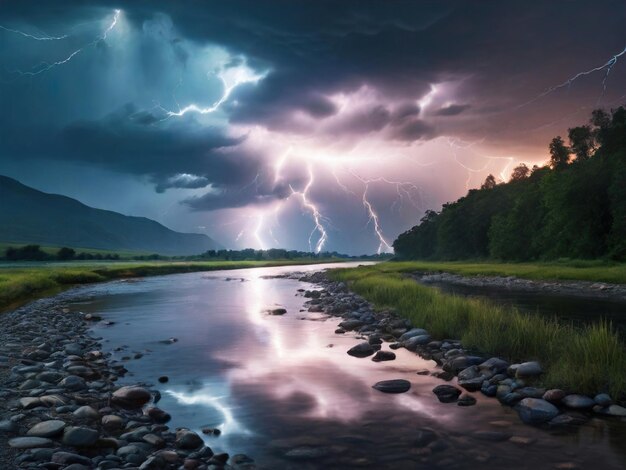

70,263,626,469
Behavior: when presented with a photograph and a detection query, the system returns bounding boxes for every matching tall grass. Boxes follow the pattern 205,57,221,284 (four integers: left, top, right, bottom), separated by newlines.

0,259,340,311
369,260,626,284
329,266,626,397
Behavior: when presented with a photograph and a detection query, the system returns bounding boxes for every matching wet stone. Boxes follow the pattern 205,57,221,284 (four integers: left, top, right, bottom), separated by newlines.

27,419,66,437
432,385,462,403
371,350,396,362
9,437,55,449
347,342,375,358
372,379,411,393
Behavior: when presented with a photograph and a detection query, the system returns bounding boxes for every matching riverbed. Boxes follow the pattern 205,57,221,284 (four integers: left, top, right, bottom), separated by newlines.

71,262,626,469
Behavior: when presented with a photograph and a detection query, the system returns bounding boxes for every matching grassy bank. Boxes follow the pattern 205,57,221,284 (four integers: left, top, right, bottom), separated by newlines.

328,264,626,397
0,259,341,312
364,260,626,284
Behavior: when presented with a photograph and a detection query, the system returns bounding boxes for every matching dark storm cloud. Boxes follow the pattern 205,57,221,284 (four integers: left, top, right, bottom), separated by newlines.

435,104,471,116
390,119,436,141
183,181,293,211
330,105,391,135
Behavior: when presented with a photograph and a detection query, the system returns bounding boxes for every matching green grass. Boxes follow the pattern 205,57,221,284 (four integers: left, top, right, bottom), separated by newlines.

0,259,342,312
328,264,626,397
360,260,626,284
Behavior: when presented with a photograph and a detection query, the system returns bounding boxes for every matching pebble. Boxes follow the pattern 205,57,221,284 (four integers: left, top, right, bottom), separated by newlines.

27,419,66,437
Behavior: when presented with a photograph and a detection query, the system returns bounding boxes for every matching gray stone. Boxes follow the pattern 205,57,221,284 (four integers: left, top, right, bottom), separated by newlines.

0,419,18,432
59,375,86,391
478,357,509,374
457,394,477,406
347,342,375,358
562,394,595,409
27,420,66,438
19,397,42,409
514,398,559,424
371,350,396,362
593,404,626,417
594,393,613,406
432,385,462,403
9,437,54,448
458,376,485,392
62,426,99,446
175,429,204,450
338,319,364,330
112,386,151,408
73,405,99,420
399,328,429,342
372,379,411,393
102,414,124,431
458,366,481,381
403,334,432,351
542,389,566,403
514,361,542,378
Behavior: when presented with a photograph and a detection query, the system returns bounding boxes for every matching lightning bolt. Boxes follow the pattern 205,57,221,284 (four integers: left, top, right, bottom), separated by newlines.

446,137,516,188
8,10,120,77
164,65,267,117
0,25,68,41
360,183,393,254
289,165,328,253
520,43,626,107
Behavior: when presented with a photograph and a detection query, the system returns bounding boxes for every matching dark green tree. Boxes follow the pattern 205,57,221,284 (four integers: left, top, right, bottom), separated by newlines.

549,136,571,169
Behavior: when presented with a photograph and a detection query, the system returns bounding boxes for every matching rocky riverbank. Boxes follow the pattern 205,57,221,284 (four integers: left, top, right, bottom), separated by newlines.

0,291,255,470
411,271,626,301
298,270,626,425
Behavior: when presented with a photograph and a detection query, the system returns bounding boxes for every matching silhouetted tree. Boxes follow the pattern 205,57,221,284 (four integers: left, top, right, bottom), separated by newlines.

549,136,571,169
568,125,595,161
510,163,530,181
480,174,497,189
57,247,76,260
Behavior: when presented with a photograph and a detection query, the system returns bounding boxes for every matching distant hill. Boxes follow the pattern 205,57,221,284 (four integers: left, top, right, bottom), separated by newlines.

0,175,219,255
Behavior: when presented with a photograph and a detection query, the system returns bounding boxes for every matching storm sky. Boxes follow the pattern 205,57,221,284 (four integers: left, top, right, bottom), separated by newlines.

1,1,625,254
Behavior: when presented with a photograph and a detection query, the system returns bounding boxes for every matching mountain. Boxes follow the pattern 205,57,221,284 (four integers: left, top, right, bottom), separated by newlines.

0,175,219,255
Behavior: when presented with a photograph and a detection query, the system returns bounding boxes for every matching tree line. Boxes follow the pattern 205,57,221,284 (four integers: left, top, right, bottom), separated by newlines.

393,107,626,261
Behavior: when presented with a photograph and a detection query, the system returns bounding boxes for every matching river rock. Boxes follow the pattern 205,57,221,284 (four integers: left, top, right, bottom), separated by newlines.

9,437,55,448
403,335,432,351
594,393,613,406
112,386,151,408
59,375,86,391
513,361,542,378
458,365,481,381
372,379,411,393
593,404,626,417
51,451,93,466
548,413,588,426
478,357,509,375
457,394,477,406
62,426,99,446
19,397,41,409
445,355,484,373
458,377,485,392
27,419,66,437
514,398,559,424
0,419,18,432
176,429,204,450
146,407,172,424
542,389,566,403
73,405,99,420
102,414,124,431
562,394,595,409
338,319,364,330
432,385,462,403
371,350,396,362
269,308,287,315
347,342,375,358
399,328,429,342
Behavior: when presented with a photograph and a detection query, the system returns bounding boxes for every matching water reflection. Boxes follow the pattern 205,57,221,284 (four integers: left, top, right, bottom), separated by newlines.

73,263,626,469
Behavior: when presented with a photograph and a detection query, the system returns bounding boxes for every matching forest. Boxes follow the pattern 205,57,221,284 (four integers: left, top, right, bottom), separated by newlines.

393,107,626,261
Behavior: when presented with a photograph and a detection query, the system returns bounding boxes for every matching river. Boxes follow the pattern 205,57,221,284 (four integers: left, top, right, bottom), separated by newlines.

70,262,626,469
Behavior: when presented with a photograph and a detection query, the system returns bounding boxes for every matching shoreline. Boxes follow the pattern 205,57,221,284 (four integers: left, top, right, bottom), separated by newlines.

300,270,626,420
0,258,350,313
411,271,626,302
0,288,255,469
